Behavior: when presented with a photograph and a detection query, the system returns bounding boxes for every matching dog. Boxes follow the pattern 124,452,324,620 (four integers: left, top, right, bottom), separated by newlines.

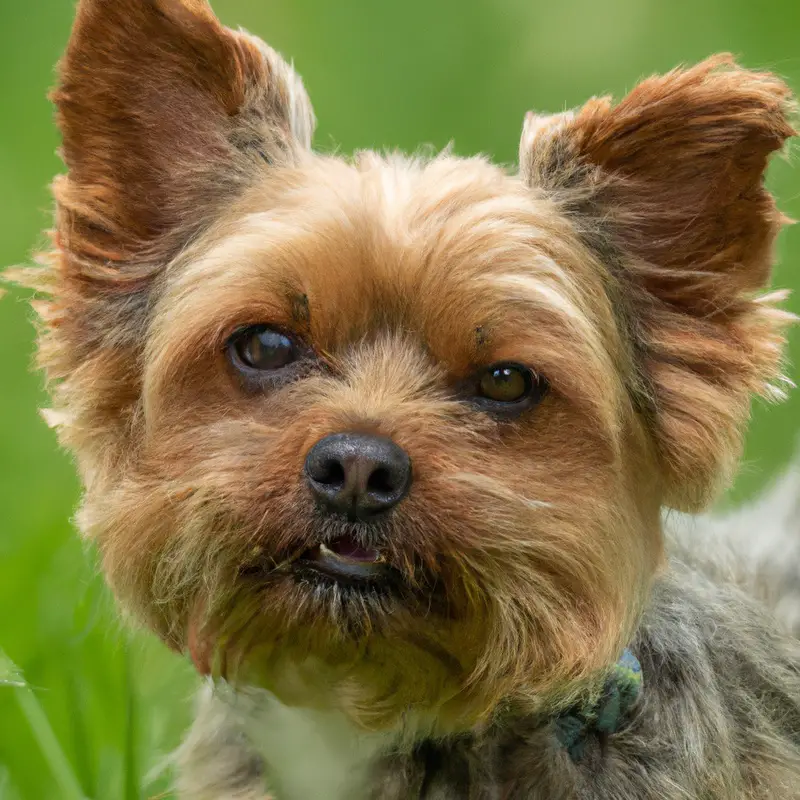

15,0,800,797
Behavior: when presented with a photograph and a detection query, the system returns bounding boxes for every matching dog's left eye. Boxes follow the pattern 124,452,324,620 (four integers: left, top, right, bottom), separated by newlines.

480,365,531,402
228,325,297,371
474,363,549,413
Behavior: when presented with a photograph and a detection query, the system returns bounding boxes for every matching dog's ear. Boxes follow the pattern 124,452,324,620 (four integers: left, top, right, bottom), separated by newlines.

520,56,796,510
25,0,314,467
53,0,313,290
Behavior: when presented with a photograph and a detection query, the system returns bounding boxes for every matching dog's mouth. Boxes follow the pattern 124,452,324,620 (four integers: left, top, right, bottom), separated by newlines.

294,534,388,582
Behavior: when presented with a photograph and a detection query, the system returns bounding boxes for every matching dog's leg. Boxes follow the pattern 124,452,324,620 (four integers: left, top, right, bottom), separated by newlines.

174,684,269,800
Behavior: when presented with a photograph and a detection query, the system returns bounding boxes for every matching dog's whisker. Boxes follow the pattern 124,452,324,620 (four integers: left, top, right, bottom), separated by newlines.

448,471,552,511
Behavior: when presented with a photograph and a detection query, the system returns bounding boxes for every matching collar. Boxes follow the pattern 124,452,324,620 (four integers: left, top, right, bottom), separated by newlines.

553,648,643,762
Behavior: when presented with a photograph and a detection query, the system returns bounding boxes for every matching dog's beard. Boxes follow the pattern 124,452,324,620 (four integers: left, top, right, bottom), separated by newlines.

165,505,490,732
182,511,470,671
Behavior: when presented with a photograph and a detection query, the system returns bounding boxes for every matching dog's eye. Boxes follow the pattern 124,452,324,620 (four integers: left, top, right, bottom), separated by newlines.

480,365,530,402
228,326,296,371
474,363,549,414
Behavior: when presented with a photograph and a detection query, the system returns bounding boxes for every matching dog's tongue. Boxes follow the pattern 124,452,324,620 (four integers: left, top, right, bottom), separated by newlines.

326,535,381,563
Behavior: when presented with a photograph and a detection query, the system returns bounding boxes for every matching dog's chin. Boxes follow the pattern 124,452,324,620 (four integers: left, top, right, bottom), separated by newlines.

218,522,431,644
185,517,466,691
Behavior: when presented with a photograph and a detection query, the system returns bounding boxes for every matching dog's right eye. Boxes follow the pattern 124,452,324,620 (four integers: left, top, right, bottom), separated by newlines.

228,325,297,372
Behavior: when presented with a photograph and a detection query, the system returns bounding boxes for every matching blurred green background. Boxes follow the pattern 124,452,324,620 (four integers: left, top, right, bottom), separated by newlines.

1,0,798,797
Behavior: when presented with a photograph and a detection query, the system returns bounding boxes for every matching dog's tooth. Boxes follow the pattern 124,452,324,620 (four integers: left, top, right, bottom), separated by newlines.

318,542,346,562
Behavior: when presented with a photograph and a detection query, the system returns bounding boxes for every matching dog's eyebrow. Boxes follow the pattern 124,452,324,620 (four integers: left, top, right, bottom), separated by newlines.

289,292,311,327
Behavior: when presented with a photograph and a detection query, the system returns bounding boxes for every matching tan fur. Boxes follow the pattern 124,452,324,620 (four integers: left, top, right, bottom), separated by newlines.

11,0,798,796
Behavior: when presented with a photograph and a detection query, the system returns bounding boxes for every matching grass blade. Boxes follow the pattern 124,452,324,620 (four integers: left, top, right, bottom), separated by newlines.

0,651,87,800
66,669,95,797
122,639,140,800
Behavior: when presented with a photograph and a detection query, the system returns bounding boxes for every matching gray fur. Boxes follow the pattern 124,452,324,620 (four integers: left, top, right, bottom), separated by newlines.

668,460,800,636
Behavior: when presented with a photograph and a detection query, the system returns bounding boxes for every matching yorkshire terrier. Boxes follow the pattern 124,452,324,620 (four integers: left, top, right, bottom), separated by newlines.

16,0,800,797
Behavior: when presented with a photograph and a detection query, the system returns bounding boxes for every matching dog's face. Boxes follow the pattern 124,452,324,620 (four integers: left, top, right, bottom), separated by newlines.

28,0,793,729
136,157,660,725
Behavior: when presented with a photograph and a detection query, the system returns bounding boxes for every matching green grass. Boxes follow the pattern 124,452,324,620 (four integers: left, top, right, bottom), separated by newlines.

2,652,87,800
1,0,799,796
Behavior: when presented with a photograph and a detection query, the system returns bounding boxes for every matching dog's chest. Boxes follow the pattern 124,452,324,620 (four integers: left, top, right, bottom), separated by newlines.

235,690,393,800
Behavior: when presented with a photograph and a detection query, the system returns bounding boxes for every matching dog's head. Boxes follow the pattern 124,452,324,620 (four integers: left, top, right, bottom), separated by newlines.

27,0,794,729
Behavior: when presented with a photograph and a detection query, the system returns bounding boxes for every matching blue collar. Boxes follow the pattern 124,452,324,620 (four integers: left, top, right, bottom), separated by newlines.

553,648,643,761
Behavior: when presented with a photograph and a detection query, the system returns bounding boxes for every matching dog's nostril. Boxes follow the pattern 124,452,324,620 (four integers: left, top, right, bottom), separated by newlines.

367,467,394,494
317,459,345,487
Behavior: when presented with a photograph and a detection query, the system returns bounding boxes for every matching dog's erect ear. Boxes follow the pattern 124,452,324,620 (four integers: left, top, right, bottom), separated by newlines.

520,56,796,510
53,0,314,291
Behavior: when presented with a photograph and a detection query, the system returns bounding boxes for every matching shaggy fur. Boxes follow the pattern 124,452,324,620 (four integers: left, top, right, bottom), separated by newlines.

13,0,800,797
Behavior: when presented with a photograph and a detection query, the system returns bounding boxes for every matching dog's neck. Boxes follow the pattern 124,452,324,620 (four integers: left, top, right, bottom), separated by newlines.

218,649,643,798
224,685,395,800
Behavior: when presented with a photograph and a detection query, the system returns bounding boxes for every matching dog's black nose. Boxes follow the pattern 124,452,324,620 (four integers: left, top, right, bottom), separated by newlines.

304,433,412,519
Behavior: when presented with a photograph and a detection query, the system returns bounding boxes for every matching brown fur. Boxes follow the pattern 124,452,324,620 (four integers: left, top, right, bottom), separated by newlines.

12,0,799,796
